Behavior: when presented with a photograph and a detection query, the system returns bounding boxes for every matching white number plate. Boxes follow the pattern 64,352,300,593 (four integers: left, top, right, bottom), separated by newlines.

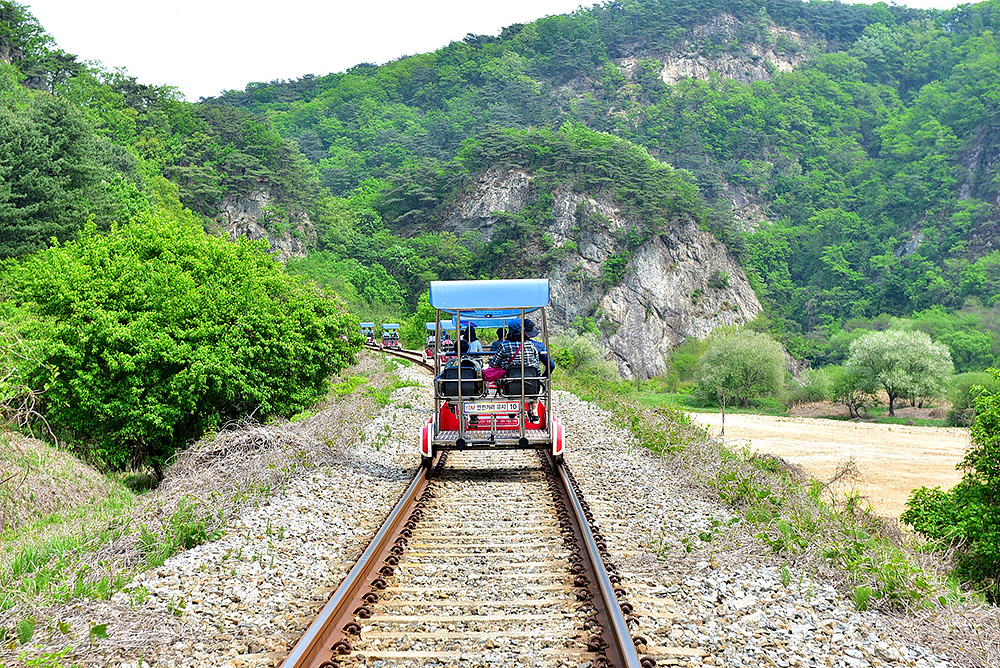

463,401,522,414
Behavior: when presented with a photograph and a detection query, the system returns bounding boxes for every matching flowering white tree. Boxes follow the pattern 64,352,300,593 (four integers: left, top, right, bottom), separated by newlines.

846,329,953,416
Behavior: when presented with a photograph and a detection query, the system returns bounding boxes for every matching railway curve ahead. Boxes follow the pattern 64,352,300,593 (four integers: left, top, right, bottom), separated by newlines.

372,344,434,372
282,447,651,668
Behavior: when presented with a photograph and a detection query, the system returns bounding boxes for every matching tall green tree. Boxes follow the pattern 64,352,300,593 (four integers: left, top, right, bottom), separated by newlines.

696,329,786,434
0,91,125,258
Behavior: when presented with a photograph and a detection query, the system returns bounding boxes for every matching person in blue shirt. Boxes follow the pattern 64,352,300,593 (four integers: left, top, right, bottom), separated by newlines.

460,321,483,353
520,318,555,374
489,327,507,353
489,320,542,374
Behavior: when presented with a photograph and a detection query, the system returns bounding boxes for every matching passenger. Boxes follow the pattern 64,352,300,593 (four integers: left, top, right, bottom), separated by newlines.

489,320,543,375
489,319,543,422
489,328,507,353
462,322,483,353
521,318,556,374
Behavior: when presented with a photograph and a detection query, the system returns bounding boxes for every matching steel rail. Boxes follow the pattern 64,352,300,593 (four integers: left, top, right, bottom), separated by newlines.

364,343,435,372
545,451,644,668
280,454,441,668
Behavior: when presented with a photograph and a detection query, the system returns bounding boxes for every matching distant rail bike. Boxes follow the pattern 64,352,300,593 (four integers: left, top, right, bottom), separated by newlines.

380,323,401,349
419,278,564,467
423,321,456,363
359,322,376,346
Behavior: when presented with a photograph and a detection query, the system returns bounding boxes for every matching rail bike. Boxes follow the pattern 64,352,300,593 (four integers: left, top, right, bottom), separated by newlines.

423,321,456,363
380,323,401,349
360,322,376,346
419,278,564,468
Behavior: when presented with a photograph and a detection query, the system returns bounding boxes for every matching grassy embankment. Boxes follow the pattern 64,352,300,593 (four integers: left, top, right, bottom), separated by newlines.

0,355,412,647
556,371,975,615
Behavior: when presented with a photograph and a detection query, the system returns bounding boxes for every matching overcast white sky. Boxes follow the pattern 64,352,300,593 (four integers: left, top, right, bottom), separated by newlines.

24,0,971,102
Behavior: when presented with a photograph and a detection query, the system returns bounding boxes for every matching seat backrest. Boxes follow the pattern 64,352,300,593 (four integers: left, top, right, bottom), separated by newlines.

437,359,484,399
498,366,544,397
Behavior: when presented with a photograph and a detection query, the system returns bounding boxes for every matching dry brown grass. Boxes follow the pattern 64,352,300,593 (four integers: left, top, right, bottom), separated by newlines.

0,434,122,536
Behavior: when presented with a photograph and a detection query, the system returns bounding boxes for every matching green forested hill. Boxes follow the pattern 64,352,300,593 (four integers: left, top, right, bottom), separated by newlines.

207,0,1000,361
3,0,1000,367
0,0,317,260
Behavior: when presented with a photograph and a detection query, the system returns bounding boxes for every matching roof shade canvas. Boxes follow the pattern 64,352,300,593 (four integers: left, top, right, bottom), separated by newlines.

454,316,518,328
429,279,550,317
359,322,376,328
425,322,456,331
382,323,400,329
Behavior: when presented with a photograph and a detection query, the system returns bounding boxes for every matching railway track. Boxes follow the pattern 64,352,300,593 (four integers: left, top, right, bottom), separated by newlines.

282,446,651,668
366,343,435,372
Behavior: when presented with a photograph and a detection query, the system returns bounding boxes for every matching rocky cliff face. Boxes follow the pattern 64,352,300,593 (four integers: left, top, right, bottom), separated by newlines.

614,14,812,87
441,168,762,378
213,189,315,263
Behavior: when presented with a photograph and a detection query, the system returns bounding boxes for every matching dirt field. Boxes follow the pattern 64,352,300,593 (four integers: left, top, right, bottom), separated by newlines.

688,412,971,520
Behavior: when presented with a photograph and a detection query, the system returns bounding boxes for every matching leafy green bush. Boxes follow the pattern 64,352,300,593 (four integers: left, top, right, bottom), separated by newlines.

550,333,619,380
946,371,1000,427
904,367,1000,602
827,364,878,418
1,214,362,477
696,328,785,408
784,367,831,406
665,336,707,392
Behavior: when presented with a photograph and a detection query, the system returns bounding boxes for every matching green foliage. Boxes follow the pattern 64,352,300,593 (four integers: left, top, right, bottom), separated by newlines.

845,329,953,416
0,90,140,258
549,332,619,380
784,367,832,407
16,616,34,644
696,329,786,407
947,372,1000,427
827,364,878,419
904,366,1000,600
400,290,437,349
665,336,708,392
1,214,363,475
139,497,219,569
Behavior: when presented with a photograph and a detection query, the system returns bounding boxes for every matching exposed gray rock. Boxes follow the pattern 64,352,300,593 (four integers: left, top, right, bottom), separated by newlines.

214,188,315,263
440,167,762,378
615,14,811,87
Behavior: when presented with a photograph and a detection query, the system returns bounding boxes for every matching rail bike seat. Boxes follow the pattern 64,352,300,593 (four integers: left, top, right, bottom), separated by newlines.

436,358,484,400
497,366,545,398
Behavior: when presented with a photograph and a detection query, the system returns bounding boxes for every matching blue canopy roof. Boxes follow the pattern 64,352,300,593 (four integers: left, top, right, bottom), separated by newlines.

425,322,456,331
429,279,550,317
454,316,518,328
359,322,375,328
382,323,400,330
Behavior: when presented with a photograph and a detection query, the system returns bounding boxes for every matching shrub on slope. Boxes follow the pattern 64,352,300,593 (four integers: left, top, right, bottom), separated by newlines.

1,214,362,477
